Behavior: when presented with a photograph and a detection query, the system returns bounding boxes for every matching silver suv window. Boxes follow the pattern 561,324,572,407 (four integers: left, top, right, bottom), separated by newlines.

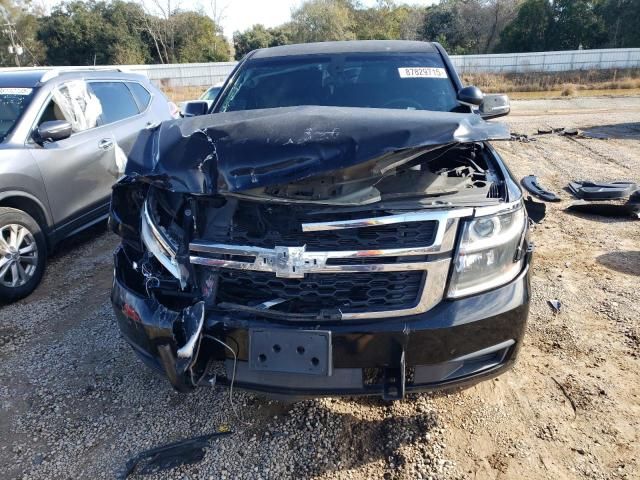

0,87,34,141
37,80,102,133
88,82,139,124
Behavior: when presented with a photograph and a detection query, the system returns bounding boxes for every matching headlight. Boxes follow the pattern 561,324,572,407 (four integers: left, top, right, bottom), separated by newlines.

448,205,526,297
141,200,187,288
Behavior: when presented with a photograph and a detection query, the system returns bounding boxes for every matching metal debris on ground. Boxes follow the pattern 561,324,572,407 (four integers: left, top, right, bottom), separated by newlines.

122,430,233,479
547,299,562,314
536,126,608,140
511,132,536,142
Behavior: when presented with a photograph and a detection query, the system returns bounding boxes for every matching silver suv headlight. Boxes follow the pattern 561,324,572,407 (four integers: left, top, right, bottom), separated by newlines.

448,205,526,298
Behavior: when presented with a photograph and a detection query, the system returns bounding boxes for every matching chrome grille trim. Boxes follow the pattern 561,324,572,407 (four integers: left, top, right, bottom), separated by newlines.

187,208,476,318
301,208,473,232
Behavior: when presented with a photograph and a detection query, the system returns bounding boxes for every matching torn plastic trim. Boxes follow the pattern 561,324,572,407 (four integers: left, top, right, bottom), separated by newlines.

176,301,205,359
520,175,561,202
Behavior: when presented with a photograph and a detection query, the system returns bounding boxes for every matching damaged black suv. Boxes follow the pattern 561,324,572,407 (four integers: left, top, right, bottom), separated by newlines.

110,41,532,400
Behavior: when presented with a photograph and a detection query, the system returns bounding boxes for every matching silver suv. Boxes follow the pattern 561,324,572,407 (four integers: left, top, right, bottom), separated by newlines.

0,68,174,300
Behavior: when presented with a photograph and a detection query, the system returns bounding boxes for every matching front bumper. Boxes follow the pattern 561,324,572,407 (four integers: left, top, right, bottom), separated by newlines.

112,246,531,399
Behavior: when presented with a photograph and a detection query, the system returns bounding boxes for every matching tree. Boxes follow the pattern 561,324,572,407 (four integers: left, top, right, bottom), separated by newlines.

548,0,606,50
172,10,229,62
496,0,553,52
421,0,521,54
37,1,151,65
352,0,424,41
0,0,46,66
232,23,292,60
290,0,356,43
596,0,640,48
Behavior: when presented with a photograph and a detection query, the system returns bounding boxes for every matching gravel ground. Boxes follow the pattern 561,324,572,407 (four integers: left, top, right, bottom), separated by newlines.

1,96,639,480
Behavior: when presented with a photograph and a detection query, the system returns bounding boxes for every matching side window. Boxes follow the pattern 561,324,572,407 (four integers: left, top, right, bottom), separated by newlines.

44,80,102,133
88,82,139,125
126,82,152,111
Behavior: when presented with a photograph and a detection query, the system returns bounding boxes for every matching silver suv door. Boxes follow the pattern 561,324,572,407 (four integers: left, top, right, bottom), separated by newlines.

86,81,149,172
29,80,117,226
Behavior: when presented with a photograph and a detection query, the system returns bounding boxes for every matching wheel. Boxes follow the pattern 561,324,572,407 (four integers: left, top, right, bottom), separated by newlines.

0,207,47,302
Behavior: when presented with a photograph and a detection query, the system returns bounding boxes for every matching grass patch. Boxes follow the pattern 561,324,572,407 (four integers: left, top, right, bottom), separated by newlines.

462,68,640,94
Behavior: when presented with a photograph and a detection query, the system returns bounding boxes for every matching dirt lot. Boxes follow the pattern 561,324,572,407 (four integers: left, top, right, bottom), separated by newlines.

0,96,638,480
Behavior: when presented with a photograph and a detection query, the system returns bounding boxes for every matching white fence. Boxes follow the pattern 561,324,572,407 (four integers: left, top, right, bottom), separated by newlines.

123,61,237,88
450,48,640,74
125,48,640,88
3,48,639,89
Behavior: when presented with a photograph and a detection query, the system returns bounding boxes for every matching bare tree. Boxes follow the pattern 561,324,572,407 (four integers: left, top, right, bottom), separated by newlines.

136,0,181,63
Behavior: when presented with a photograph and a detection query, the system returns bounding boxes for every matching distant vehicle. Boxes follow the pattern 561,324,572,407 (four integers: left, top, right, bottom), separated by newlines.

0,68,174,301
199,82,224,103
179,82,224,116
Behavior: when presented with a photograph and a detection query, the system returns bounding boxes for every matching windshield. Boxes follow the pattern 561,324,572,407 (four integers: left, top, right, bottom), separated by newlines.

217,52,459,113
200,86,221,101
0,88,34,141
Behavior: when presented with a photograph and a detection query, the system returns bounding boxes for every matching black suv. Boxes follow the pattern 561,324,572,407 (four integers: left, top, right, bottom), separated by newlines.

0,68,173,300
111,41,532,399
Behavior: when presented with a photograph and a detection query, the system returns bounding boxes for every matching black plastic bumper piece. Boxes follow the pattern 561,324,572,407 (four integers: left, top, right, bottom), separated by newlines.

521,175,561,202
568,180,637,200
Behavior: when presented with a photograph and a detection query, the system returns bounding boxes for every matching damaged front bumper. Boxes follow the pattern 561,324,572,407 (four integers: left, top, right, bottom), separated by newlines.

112,244,531,399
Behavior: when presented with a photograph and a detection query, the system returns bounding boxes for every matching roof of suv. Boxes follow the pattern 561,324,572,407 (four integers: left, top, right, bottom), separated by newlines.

0,70,50,88
250,40,437,59
0,68,147,88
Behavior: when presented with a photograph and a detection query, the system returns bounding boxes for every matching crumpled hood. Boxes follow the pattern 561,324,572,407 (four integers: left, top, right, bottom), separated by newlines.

124,105,510,194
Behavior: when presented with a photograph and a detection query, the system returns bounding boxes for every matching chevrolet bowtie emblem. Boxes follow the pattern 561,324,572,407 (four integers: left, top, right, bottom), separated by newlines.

273,245,307,278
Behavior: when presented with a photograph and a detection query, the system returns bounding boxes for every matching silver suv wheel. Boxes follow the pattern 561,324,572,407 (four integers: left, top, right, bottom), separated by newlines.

0,223,38,288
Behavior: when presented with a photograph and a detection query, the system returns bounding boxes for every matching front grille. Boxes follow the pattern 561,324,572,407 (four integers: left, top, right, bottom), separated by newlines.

216,270,424,314
210,221,437,251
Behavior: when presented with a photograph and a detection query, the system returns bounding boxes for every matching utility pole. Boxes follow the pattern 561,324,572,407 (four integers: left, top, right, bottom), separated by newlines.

2,23,22,66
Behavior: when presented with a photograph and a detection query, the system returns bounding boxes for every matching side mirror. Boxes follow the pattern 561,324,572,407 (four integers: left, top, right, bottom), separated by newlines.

34,120,72,144
457,86,484,106
181,101,209,118
479,94,510,119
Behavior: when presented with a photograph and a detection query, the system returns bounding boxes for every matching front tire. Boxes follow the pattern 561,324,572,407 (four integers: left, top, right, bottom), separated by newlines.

0,207,47,302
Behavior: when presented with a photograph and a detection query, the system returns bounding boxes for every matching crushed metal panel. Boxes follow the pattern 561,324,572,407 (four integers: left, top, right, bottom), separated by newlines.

124,106,509,195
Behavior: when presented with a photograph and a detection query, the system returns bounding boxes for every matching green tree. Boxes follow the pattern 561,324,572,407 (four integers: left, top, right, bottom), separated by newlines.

37,1,151,65
172,10,229,63
0,0,46,66
549,0,606,50
290,0,356,43
596,0,640,47
233,24,292,60
496,0,553,52
353,0,424,40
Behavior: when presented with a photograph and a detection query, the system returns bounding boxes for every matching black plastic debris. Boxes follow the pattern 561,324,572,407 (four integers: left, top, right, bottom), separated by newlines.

122,430,233,479
566,201,640,220
568,181,637,200
521,175,561,202
547,300,561,314
524,196,546,223
511,132,535,143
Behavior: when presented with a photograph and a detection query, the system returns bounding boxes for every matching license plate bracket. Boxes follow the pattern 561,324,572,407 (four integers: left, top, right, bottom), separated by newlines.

249,329,332,376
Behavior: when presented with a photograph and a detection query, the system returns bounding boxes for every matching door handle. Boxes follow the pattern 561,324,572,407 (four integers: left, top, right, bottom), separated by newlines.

99,138,114,150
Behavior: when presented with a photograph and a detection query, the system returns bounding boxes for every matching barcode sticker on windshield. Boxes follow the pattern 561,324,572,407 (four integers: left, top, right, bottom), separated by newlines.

398,67,448,79
0,88,32,95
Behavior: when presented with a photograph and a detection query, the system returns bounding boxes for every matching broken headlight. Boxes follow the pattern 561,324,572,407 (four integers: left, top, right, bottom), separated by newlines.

140,200,187,288
448,205,526,298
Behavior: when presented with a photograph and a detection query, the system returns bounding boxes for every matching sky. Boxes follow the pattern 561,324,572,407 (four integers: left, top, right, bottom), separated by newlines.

40,0,439,39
